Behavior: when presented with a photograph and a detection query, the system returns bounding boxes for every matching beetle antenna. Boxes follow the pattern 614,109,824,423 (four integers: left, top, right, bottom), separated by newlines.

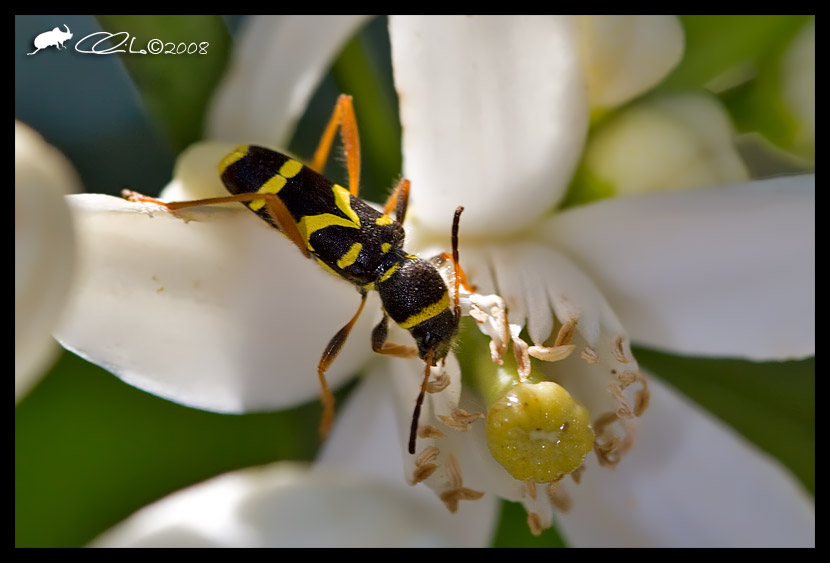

409,349,435,454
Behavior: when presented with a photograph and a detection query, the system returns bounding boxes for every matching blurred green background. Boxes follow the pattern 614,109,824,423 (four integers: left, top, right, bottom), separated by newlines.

15,15,813,547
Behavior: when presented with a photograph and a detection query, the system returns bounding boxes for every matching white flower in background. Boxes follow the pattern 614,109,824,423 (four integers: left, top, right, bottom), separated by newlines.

54,16,813,547
15,121,80,401
91,462,480,548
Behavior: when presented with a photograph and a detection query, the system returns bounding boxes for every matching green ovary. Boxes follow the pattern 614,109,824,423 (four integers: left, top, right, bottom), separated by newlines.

486,381,594,483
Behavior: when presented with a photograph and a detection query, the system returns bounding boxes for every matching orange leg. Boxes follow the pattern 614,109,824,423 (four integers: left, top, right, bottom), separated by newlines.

123,189,310,259
441,254,477,293
371,313,418,358
317,290,368,439
309,94,361,198
383,178,411,224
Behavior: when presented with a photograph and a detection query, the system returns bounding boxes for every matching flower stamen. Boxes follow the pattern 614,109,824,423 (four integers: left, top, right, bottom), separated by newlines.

593,411,637,468
546,481,572,512
527,512,545,536
417,425,445,439
527,318,579,362
580,346,599,363
510,330,531,381
439,454,484,513
608,382,635,418
463,293,511,366
523,478,537,500
570,464,585,484
613,335,631,363
528,343,576,362
629,371,651,417
438,408,485,432
426,370,450,393
413,445,440,484
554,318,577,346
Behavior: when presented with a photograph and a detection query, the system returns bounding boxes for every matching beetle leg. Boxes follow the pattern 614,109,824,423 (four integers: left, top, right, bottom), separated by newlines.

382,178,411,225
124,190,311,259
371,313,418,358
309,94,361,198
317,290,369,439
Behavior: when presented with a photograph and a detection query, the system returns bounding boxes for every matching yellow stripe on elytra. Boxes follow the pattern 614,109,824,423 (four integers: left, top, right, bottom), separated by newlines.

248,158,301,211
398,292,451,330
298,213,360,251
336,243,363,270
294,184,362,252
314,256,341,279
248,174,289,211
375,215,393,226
332,184,361,227
378,262,400,283
279,159,303,178
217,145,249,175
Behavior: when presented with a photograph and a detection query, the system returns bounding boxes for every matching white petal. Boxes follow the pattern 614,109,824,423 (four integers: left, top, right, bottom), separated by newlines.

487,240,630,351
55,194,377,413
91,461,465,547
582,93,749,195
390,15,588,236
159,142,238,201
544,175,815,360
318,366,499,547
575,15,684,110
555,376,814,547
15,122,81,400
207,15,371,145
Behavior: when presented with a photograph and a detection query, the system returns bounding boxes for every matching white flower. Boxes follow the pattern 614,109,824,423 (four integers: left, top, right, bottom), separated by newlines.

90,462,485,547
56,16,813,547
15,121,80,401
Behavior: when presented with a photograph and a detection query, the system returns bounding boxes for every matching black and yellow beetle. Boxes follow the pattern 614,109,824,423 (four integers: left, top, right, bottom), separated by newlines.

125,95,464,454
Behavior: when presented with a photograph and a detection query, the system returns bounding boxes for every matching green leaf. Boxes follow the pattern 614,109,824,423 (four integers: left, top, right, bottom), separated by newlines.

635,347,815,495
723,17,814,162
331,17,401,202
95,16,232,152
492,500,568,547
660,15,811,92
286,17,400,204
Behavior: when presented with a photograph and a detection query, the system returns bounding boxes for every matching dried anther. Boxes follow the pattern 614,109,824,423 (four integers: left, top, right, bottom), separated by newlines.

412,445,440,483
426,370,450,393
580,346,599,364
417,425,444,439
613,335,631,363
528,343,576,362
439,454,484,513
527,512,544,536
546,481,572,512
554,318,577,347
438,408,484,431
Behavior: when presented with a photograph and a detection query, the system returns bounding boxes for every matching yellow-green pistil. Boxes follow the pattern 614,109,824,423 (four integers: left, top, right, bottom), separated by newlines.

486,381,594,483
